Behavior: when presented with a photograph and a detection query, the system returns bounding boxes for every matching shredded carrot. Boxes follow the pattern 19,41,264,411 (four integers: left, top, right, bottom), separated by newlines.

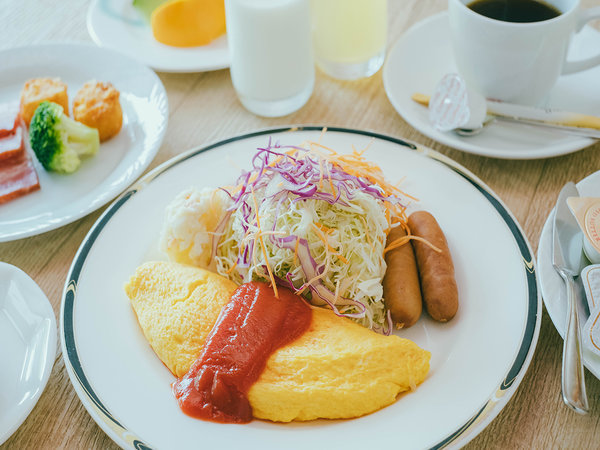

308,141,338,156
318,157,324,190
382,235,411,254
251,236,258,268
225,261,238,275
293,236,300,265
299,139,419,227
360,216,372,247
268,155,283,168
295,284,310,296
238,232,251,255
325,161,336,197
317,127,327,143
383,234,442,255
394,188,419,202
225,184,242,197
250,185,279,298
314,222,333,233
311,223,349,264
329,178,336,197
312,140,418,203
284,149,299,166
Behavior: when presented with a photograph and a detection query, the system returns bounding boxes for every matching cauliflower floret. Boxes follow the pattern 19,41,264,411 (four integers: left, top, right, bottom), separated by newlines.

159,187,232,269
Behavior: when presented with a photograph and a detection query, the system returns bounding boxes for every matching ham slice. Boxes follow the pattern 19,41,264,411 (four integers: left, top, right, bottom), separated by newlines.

0,126,24,161
0,101,41,204
0,141,40,205
0,101,20,138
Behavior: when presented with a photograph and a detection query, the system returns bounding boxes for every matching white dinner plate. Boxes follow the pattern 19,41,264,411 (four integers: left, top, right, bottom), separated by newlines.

383,12,600,159
0,43,168,242
537,171,600,378
0,262,57,445
87,0,229,73
61,127,540,449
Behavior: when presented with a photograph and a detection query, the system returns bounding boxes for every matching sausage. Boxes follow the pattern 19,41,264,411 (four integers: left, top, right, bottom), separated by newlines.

408,211,458,322
382,225,422,328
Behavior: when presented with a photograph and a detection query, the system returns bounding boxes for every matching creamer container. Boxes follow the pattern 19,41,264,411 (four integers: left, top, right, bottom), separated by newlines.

310,0,387,80
225,0,314,117
567,197,600,264
581,265,600,357
428,73,488,132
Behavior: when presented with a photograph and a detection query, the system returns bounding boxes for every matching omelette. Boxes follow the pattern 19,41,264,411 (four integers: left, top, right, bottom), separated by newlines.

125,261,431,422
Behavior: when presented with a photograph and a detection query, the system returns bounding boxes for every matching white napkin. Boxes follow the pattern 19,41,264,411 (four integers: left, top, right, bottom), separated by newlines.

581,264,600,356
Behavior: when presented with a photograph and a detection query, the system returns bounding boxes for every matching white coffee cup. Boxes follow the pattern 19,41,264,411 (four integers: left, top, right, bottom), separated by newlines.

448,0,600,105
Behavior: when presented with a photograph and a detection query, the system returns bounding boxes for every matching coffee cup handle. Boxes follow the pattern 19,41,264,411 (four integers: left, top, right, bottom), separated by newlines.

562,7,600,74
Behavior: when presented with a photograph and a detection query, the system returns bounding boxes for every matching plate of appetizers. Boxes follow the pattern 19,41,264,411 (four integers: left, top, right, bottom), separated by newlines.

537,170,600,379
87,0,229,73
0,262,57,445
0,42,168,242
383,12,600,159
61,127,540,449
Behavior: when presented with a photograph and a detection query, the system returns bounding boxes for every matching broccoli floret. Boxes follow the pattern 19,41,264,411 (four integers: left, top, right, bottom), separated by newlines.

29,101,100,174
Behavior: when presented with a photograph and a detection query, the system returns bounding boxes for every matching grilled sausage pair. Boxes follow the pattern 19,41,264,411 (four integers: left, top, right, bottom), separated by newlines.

382,211,458,328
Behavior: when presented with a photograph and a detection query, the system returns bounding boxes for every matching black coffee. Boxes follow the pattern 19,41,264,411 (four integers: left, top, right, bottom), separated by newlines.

467,0,561,22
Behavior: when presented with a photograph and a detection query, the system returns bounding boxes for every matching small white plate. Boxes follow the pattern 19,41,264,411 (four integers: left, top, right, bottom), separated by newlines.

87,0,229,73
383,12,600,159
0,262,57,445
0,43,168,242
61,127,540,449
537,171,600,378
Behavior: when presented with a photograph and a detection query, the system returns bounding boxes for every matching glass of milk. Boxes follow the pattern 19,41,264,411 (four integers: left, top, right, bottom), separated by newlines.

310,0,387,80
225,0,314,117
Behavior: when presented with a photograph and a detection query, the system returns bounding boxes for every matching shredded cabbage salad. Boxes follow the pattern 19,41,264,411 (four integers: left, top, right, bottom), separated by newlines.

214,138,410,333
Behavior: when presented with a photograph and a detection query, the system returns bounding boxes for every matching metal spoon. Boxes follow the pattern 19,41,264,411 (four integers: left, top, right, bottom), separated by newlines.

455,117,494,136
412,93,600,139
457,115,600,138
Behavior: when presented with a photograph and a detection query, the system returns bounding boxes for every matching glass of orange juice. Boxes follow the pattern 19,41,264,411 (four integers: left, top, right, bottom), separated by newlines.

310,0,387,80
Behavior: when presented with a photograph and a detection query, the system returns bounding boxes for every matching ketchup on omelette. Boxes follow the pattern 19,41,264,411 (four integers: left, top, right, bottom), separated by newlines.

172,281,312,423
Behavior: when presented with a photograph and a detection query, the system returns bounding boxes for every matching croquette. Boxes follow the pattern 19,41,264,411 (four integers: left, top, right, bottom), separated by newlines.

73,80,122,142
20,77,69,126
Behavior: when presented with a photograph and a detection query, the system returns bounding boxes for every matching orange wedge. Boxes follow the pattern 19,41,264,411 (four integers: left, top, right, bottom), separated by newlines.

150,0,226,47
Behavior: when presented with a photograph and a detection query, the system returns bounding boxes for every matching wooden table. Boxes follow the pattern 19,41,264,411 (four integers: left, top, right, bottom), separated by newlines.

2,1,600,448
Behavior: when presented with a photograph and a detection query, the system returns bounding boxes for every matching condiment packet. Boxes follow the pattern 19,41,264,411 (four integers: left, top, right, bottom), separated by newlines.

567,197,600,264
428,73,487,132
581,264,600,357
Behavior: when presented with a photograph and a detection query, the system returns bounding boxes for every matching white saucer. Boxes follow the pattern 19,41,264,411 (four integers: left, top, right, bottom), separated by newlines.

537,171,600,379
87,0,229,73
0,43,168,242
0,262,57,445
383,12,600,159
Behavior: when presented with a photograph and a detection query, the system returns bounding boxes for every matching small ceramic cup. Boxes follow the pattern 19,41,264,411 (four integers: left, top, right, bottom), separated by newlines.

448,0,600,105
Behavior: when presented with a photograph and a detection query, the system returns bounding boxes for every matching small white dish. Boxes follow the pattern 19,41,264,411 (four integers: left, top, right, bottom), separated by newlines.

0,42,168,242
87,0,229,73
537,171,600,378
383,12,600,159
0,262,57,445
